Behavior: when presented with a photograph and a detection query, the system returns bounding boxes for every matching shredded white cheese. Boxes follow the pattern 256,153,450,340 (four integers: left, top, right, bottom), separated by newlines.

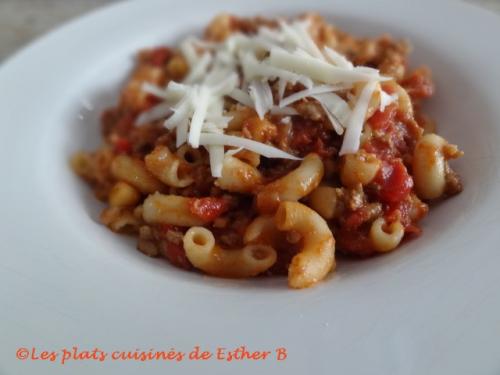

142,82,170,99
225,147,244,156
176,118,189,148
140,17,391,176
324,46,354,70
208,145,225,177
279,19,325,60
248,79,274,119
270,106,298,116
269,47,387,84
228,88,254,107
135,102,172,126
188,86,210,148
183,52,212,84
319,101,344,134
277,78,287,102
240,51,313,88
339,80,378,155
199,133,300,160
379,90,398,112
180,37,200,67
312,92,351,126
164,94,191,130
279,85,343,108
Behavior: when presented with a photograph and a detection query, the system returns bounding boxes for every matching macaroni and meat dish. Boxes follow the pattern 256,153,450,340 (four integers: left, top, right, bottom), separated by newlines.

71,14,463,288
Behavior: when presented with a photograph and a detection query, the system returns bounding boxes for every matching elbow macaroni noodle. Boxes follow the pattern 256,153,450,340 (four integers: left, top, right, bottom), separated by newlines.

275,202,335,288
108,181,141,207
384,80,414,118
111,154,164,194
256,153,324,214
369,217,405,253
413,134,462,200
175,144,204,165
215,155,263,194
308,186,339,220
243,215,283,247
183,227,277,278
340,150,381,188
143,193,208,226
145,145,194,188
233,149,261,168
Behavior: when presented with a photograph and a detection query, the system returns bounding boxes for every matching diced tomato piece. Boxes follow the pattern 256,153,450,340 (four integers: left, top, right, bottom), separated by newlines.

363,138,394,160
385,198,411,226
402,68,434,100
160,241,192,270
376,160,413,203
144,93,162,110
337,229,375,257
404,224,422,237
369,104,397,132
113,137,132,153
188,197,229,221
344,209,370,231
111,111,136,135
148,47,172,66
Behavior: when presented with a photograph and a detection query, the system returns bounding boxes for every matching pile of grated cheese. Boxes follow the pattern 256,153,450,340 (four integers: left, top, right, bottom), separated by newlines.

138,18,396,177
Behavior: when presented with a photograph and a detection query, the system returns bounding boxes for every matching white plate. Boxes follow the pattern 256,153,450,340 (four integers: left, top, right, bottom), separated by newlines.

1,0,500,374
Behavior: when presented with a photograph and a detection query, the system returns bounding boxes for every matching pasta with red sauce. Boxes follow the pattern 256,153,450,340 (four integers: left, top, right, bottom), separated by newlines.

71,13,463,288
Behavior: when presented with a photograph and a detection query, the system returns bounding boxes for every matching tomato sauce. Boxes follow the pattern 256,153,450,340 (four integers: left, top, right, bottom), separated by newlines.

385,198,412,227
160,241,192,270
364,107,417,162
402,68,434,100
144,93,162,110
344,209,372,231
68,15,467,284
368,104,397,132
189,197,229,221
375,160,413,204
336,229,375,256
112,137,132,154
289,120,337,158
145,47,172,67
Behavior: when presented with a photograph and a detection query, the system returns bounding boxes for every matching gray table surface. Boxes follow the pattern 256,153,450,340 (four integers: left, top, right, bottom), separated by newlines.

0,0,499,62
